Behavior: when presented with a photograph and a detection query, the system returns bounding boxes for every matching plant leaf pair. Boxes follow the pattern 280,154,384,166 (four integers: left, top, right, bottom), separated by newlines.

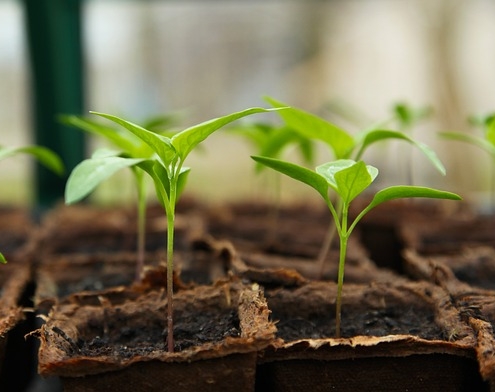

265,97,446,176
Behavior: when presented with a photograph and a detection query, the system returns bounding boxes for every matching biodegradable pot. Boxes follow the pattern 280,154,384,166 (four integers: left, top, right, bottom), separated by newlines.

255,280,486,391
0,262,33,390
400,213,495,257
34,235,234,314
37,281,276,392
206,201,376,282
35,203,203,257
348,198,458,273
403,246,495,291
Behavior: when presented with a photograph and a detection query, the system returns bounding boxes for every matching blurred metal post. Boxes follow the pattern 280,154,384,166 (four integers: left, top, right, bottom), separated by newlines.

22,0,86,209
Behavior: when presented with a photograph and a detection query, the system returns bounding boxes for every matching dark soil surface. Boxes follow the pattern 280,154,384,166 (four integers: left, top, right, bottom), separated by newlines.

274,304,443,341
76,307,240,356
265,282,448,342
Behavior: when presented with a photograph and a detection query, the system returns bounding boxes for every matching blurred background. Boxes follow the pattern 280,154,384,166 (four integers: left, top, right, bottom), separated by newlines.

1,0,495,208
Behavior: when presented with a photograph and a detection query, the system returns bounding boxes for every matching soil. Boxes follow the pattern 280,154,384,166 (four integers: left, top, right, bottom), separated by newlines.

77,306,240,356
265,281,454,343
274,304,442,341
41,284,245,362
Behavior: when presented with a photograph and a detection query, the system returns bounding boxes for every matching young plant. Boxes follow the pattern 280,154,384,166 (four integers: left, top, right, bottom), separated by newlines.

0,144,64,264
85,106,281,352
63,114,181,281
231,122,315,242
252,156,461,338
265,97,445,275
440,114,495,205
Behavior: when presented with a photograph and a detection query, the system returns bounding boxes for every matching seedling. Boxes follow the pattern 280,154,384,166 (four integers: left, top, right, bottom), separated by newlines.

232,122,315,242
63,114,181,281
0,144,64,264
440,114,495,206
85,106,281,352
252,156,461,337
265,97,445,275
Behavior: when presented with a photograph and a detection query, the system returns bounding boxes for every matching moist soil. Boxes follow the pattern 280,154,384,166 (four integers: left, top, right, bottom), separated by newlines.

274,304,443,341
264,281,451,343
77,307,241,357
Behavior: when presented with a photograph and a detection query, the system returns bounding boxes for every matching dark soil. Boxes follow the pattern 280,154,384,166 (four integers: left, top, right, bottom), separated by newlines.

274,304,442,341
265,282,448,343
76,307,240,356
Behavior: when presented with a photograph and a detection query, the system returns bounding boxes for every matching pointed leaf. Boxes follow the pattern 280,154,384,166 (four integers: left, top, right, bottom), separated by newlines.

317,160,378,203
265,97,355,159
439,132,495,158
366,185,462,212
60,115,143,154
172,107,281,161
90,112,177,164
334,161,376,204
0,252,6,264
316,159,357,191
65,156,146,204
356,129,446,175
251,155,329,201
0,146,64,175
91,148,122,159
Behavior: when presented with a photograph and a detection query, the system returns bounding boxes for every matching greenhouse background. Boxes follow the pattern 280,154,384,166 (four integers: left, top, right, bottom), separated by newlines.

1,0,495,207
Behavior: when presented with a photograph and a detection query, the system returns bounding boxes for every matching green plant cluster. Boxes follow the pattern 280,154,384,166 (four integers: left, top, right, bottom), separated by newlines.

4,98,475,348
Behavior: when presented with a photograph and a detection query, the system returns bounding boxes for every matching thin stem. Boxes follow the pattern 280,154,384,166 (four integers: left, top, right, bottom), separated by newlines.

335,205,349,339
165,178,177,353
135,171,147,282
317,198,342,279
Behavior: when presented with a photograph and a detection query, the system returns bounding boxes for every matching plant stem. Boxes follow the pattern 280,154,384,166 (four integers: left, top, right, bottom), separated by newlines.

166,176,177,353
135,172,147,282
335,206,348,339
317,198,342,279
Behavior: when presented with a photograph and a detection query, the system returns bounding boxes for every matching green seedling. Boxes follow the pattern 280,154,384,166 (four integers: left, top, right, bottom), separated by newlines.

63,114,181,281
232,122,315,243
265,97,445,275
440,114,495,204
0,144,64,264
84,106,281,352
252,156,461,337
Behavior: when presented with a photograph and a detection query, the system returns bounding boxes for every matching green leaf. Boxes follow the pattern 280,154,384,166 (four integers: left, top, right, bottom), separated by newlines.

90,112,177,164
60,115,143,154
366,185,462,212
393,103,432,129
355,129,446,175
439,132,495,158
0,252,6,264
0,145,64,175
251,155,329,201
172,107,281,161
65,156,146,204
265,97,355,159
90,148,122,159
486,117,495,147
317,160,378,203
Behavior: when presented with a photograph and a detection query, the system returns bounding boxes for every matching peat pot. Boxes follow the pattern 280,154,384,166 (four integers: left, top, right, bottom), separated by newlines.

255,280,486,392
37,280,276,392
